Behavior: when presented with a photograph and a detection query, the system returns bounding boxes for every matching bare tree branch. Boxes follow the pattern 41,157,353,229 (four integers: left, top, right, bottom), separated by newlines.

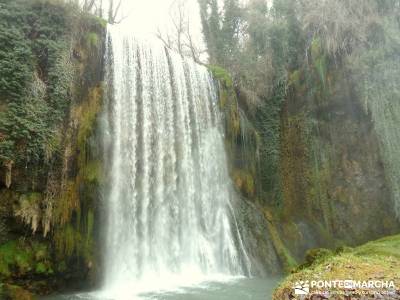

156,28,174,51
155,0,206,63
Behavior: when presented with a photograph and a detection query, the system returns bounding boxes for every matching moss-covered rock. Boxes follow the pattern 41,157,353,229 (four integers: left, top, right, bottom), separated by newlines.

214,67,261,202
273,235,400,299
278,59,400,257
213,68,285,274
1,284,36,300
208,65,233,88
0,0,105,296
263,210,297,273
0,239,53,278
299,248,333,270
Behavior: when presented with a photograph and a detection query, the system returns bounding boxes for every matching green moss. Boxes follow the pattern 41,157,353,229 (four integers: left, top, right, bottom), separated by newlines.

228,103,240,139
264,211,297,273
20,192,42,203
310,38,322,60
54,208,95,263
49,78,102,272
296,248,333,270
208,65,234,88
55,224,78,258
86,210,94,239
87,14,108,29
82,209,94,262
314,56,327,88
54,180,78,225
0,0,76,165
76,85,102,162
82,160,102,183
2,284,35,300
52,84,103,241
273,234,400,299
355,235,400,259
219,87,229,108
0,240,52,278
57,261,67,272
220,81,263,201
288,69,301,88
218,82,241,144
85,32,99,49
33,243,47,260
51,86,102,261
280,114,311,217
0,241,17,276
34,262,46,274
278,244,297,273
0,0,105,293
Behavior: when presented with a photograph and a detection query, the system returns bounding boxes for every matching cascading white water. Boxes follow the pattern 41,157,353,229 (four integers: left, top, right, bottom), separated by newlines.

102,25,250,296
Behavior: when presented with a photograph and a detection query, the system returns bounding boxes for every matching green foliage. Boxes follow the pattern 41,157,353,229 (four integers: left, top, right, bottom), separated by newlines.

255,80,286,202
0,0,75,165
264,211,298,273
199,0,307,203
86,32,99,48
0,240,53,278
0,89,54,163
0,0,103,292
245,0,269,55
199,0,400,210
54,208,95,263
1,284,35,300
313,55,327,88
90,15,108,28
198,0,242,65
355,234,400,259
208,65,233,88
0,29,33,101
298,248,333,270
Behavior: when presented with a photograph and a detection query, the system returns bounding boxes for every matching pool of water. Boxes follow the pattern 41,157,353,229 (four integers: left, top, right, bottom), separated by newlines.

43,277,281,300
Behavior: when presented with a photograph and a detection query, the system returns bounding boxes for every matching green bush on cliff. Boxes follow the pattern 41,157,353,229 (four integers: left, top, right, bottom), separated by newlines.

0,240,53,278
208,65,233,88
0,0,76,165
297,248,333,270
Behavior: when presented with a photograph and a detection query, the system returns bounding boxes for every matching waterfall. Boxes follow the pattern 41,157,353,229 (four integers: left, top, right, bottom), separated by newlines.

102,25,250,295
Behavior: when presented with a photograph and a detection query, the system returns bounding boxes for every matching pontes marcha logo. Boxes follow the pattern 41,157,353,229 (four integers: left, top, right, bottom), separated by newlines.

293,280,310,295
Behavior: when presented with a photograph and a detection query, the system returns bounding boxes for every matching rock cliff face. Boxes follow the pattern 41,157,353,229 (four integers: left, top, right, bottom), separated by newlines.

0,1,105,296
216,37,400,271
277,63,399,262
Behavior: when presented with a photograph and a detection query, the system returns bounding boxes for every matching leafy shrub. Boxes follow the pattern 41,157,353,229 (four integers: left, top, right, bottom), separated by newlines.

0,0,76,166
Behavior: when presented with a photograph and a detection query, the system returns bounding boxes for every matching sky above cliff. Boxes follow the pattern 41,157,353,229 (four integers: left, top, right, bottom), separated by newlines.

129,0,200,32
107,0,203,39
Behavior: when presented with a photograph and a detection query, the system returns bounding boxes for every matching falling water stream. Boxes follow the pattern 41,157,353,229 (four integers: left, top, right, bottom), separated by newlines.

102,23,251,295
45,24,280,300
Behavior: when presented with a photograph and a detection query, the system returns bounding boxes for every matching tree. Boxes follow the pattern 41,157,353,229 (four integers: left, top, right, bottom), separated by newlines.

107,0,123,23
198,0,243,65
157,0,205,63
198,0,223,64
73,0,128,23
83,0,96,12
298,0,379,57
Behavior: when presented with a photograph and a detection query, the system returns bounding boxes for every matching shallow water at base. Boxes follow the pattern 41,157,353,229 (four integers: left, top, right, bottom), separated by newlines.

44,277,281,300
